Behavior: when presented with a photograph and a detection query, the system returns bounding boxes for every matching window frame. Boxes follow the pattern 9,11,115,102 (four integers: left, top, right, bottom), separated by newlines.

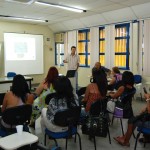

78,29,90,67
115,23,130,70
99,27,105,66
55,42,64,66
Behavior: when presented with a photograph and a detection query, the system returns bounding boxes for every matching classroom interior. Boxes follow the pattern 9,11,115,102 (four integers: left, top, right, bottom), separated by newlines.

0,0,150,149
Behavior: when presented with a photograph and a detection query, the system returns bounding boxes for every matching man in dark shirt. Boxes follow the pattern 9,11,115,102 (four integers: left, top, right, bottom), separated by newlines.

92,62,111,75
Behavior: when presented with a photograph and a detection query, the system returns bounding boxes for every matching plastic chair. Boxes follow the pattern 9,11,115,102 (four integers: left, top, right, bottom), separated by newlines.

0,104,32,137
134,113,150,150
89,99,111,150
134,75,142,101
44,106,82,150
7,72,16,77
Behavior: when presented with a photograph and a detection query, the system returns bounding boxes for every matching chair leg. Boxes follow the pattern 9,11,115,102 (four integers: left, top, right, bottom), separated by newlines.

134,132,141,150
93,136,96,150
111,116,114,125
65,138,68,150
107,127,111,144
76,132,82,150
120,119,124,136
44,134,46,146
53,139,58,147
74,134,77,143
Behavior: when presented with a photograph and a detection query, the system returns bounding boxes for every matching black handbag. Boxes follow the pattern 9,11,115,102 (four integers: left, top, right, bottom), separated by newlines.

82,101,108,137
82,112,108,137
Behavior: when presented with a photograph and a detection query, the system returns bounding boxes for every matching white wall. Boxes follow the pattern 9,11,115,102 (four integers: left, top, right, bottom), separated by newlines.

0,21,55,84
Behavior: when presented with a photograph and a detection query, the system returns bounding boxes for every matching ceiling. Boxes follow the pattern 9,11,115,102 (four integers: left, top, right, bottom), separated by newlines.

1,0,150,33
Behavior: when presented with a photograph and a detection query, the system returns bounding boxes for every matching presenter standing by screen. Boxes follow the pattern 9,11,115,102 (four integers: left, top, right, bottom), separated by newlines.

63,46,80,92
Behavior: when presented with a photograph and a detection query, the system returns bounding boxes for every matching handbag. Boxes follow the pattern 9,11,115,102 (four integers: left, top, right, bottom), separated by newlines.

82,100,108,137
114,100,133,118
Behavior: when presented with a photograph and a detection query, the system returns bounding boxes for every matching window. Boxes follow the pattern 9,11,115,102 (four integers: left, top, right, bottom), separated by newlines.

115,23,130,70
78,29,90,67
99,27,105,66
55,43,64,66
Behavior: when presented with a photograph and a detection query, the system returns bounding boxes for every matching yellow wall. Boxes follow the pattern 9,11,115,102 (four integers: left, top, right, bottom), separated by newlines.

0,21,55,84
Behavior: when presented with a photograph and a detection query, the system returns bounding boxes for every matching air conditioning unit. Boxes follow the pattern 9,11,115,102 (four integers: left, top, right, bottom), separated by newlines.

5,0,35,4
55,33,64,43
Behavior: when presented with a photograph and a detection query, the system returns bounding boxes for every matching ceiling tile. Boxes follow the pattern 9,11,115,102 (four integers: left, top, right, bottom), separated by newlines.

102,7,137,23
132,2,150,19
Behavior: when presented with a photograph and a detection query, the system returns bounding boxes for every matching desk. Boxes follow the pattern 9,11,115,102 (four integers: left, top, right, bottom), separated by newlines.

0,76,33,92
0,132,38,150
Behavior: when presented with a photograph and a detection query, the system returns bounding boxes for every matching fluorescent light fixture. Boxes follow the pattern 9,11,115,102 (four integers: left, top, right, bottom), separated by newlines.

35,1,86,13
0,15,48,23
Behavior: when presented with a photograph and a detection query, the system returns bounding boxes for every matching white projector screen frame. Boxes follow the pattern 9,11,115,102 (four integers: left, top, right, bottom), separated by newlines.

4,33,44,76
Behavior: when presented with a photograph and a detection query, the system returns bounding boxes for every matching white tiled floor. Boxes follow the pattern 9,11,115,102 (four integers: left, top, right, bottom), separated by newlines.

30,97,150,150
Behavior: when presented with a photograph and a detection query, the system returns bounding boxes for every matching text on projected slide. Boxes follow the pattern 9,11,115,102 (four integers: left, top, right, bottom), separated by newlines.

6,37,36,61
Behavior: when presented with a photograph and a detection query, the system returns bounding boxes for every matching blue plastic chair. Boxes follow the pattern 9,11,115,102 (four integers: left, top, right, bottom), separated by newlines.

44,106,82,150
7,72,16,77
134,113,150,150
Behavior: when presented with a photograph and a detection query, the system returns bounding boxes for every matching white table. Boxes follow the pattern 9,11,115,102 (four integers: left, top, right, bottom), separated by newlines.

0,76,33,92
0,132,38,150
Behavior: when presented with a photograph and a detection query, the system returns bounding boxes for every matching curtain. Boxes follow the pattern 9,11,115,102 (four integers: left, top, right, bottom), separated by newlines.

143,20,150,76
138,21,143,75
90,27,99,68
105,25,115,69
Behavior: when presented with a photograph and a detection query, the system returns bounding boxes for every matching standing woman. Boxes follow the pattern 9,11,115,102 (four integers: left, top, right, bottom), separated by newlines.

31,66,59,127
1,74,34,128
82,70,108,112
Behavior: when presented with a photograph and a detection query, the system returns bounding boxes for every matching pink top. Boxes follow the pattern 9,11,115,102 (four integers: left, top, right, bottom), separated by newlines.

84,83,103,112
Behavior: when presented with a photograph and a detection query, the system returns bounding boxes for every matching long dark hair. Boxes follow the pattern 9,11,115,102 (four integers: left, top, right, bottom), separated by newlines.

11,74,30,103
122,71,134,86
53,76,76,108
44,67,59,87
92,70,108,97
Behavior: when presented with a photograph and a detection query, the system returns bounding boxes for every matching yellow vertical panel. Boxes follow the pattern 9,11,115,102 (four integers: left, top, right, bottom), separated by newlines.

88,55,90,65
120,40,122,53
101,41,103,53
88,42,90,53
103,41,105,53
119,40,121,52
99,41,101,52
103,30,105,38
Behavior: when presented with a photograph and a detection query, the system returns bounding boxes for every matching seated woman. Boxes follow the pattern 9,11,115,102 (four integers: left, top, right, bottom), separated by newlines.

114,93,150,146
82,69,108,113
1,74,34,128
41,76,78,133
31,66,59,127
108,66,122,90
107,71,135,116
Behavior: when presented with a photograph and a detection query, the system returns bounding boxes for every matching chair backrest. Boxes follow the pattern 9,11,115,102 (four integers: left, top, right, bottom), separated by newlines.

134,75,142,84
54,106,81,127
90,99,107,116
7,72,16,77
45,93,56,105
77,87,86,97
2,104,32,126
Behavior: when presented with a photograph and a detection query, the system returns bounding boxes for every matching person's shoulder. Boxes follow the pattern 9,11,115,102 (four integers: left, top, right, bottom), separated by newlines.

5,91,13,97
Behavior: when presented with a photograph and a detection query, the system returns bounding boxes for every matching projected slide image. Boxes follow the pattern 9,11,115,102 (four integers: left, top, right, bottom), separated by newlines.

6,37,36,61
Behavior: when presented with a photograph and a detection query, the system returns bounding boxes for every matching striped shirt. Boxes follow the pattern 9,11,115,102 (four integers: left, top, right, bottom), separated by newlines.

65,54,80,70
